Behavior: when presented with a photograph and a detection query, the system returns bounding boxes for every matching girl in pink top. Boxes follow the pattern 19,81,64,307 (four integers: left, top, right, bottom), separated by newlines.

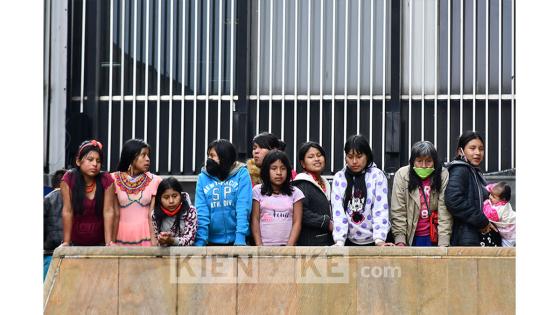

112,139,161,246
483,182,516,247
251,150,304,246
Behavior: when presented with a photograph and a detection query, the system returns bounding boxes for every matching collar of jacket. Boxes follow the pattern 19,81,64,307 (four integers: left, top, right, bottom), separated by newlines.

293,172,331,201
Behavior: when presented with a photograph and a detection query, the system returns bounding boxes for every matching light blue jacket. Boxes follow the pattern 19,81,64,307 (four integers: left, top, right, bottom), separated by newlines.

194,162,252,246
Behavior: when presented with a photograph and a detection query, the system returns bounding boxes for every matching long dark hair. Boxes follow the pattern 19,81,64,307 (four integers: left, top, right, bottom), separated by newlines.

260,150,293,196
252,132,287,151
455,130,485,160
208,139,237,176
407,141,443,193
153,177,187,230
116,139,150,172
71,140,105,217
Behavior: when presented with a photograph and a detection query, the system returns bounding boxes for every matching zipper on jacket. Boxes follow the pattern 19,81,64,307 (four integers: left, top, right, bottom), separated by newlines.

471,168,484,215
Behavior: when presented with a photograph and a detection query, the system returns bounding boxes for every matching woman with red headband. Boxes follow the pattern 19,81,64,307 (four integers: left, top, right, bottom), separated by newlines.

112,139,161,246
60,140,115,246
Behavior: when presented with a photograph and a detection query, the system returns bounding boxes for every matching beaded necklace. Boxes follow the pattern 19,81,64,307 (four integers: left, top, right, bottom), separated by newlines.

115,171,152,195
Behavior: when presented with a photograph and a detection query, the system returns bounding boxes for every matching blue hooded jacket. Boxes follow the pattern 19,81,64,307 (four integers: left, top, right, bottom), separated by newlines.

194,161,252,245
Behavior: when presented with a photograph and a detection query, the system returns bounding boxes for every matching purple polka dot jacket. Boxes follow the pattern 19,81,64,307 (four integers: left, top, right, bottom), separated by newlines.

331,164,390,245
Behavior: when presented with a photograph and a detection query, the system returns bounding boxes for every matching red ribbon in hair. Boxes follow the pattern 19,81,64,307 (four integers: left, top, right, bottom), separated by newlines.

77,139,103,158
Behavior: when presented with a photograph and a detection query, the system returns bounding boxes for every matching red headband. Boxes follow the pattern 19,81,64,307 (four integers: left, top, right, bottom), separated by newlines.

77,140,103,159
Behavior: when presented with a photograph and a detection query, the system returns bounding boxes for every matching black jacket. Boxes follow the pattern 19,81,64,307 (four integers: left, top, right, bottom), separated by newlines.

44,189,64,253
292,176,334,246
445,160,490,246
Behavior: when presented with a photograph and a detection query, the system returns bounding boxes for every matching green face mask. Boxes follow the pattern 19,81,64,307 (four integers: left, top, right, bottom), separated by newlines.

413,167,435,179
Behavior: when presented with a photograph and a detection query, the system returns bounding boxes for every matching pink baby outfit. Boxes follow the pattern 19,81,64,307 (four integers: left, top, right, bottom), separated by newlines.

483,184,516,247
112,171,162,246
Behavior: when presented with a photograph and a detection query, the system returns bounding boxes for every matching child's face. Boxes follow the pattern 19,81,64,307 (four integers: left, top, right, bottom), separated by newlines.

132,147,151,174
269,159,287,189
252,144,270,167
161,188,182,210
345,149,367,173
300,147,325,174
76,151,101,178
489,186,503,205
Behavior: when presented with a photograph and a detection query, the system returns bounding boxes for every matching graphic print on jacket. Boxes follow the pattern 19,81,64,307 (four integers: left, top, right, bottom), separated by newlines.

194,162,252,245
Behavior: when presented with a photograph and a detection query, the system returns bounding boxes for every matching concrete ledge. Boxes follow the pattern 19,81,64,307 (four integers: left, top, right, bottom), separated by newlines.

53,245,516,257
45,246,515,314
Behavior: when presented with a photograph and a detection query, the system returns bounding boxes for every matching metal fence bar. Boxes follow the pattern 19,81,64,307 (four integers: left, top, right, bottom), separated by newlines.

330,0,336,172
204,0,210,154
460,0,464,133
108,0,114,171
230,0,235,142
382,0,387,170
319,0,324,146
293,0,298,164
144,0,150,141
181,0,185,173
120,0,126,157
80,0,86,113
132,0,138,139
168,0,174,172
216,0,224,139
498,0,502,170
408,0,412,158
281,0,286,141
357,0,362,134
156,0,162,171
434,0,438,149
192,0,199,172
446,0,451,162
369,0,374,147
511,0,515,167
485,0,489,171
256,0,261,133
268,0,273,132
306,0,312,141
472,0,476,131
343,0,348,151
218,0,224,139
421,0,425,141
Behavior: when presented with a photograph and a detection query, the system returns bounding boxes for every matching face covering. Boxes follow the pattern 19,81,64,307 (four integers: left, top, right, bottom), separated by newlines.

413,167,435,180
205,158,221,178
206,158,230,180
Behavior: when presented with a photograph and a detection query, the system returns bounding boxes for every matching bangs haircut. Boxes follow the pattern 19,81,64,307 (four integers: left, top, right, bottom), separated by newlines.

260,150,293,196
298,141,326,162
153,177,187,230
407,141,443,193
343,134,373,169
